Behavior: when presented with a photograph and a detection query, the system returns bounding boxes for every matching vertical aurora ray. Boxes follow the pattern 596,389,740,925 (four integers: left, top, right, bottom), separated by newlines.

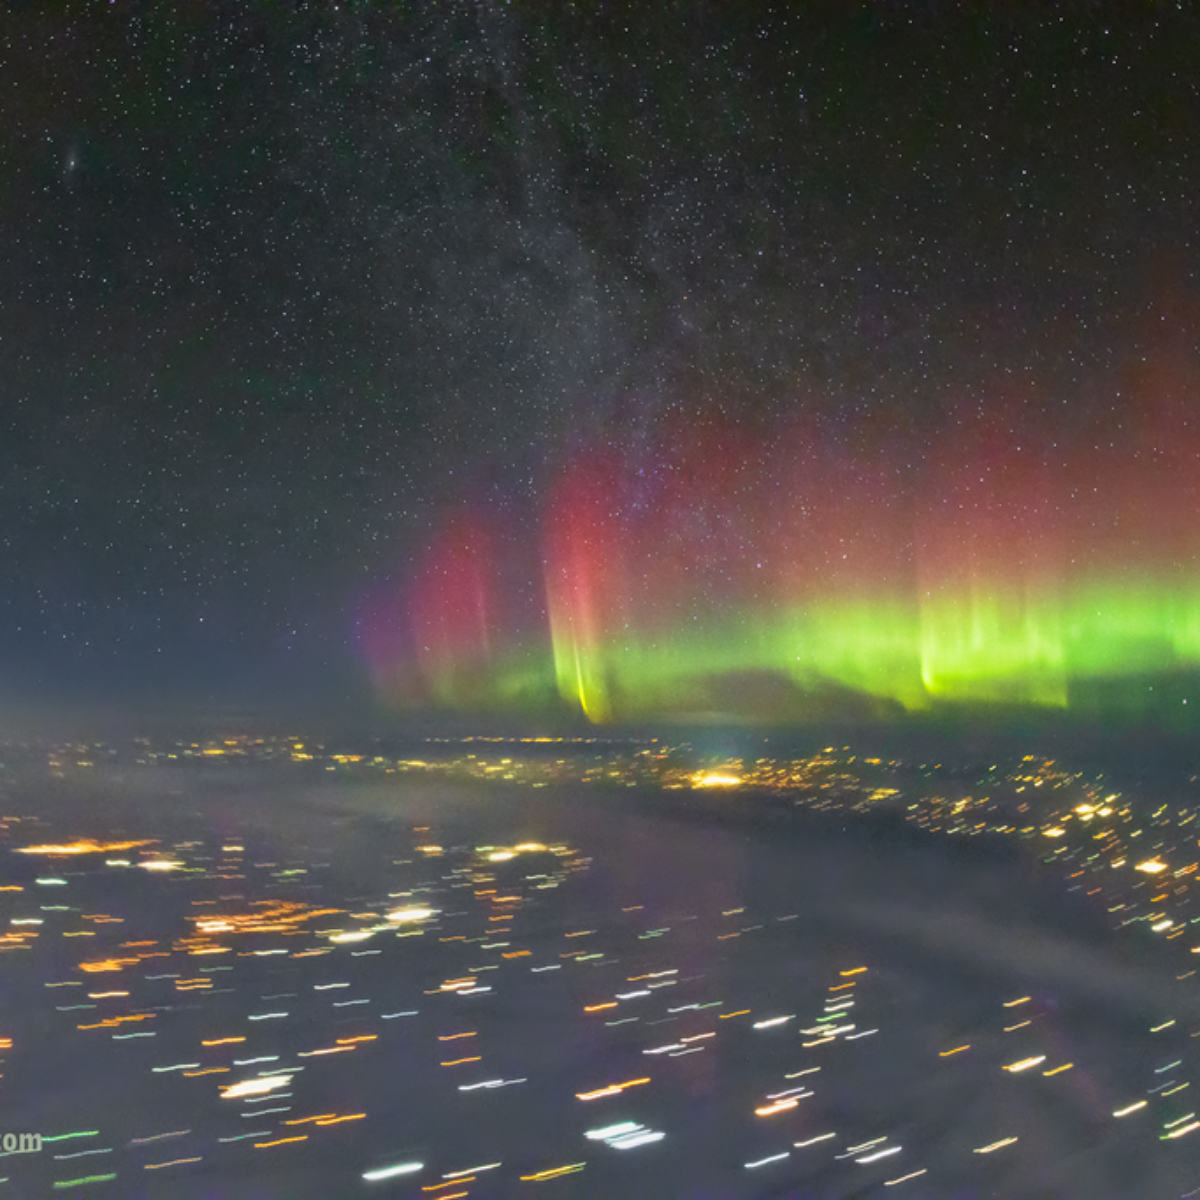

409,513,497,705
770,421,925,708
358,507,558,713
542,454,628,722
916,406,1069,706
356,512,503,709
1057,343,1200,694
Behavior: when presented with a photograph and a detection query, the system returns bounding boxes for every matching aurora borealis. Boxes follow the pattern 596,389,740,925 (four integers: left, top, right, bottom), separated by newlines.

362,327,1200,725
4,5,1200,731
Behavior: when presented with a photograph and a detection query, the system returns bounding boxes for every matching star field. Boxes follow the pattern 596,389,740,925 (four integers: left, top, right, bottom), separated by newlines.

1,4,1198,722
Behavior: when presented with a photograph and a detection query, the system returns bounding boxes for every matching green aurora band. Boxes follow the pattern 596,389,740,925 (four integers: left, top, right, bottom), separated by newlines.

542,578,1200,724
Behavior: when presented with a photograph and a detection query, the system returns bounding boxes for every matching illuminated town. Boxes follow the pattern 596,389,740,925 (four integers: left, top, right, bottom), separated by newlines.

0,733,1196,1196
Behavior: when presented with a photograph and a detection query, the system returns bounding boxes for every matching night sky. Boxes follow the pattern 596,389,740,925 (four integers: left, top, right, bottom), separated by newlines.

3,4,1200,726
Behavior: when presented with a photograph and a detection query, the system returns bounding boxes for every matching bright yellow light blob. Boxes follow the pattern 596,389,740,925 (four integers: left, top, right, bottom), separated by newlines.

221,1075,293,1100
385,907,434,923
694,773,741,788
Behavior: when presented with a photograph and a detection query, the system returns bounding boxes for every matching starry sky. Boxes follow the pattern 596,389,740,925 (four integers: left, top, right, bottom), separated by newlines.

3,4,1200,727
